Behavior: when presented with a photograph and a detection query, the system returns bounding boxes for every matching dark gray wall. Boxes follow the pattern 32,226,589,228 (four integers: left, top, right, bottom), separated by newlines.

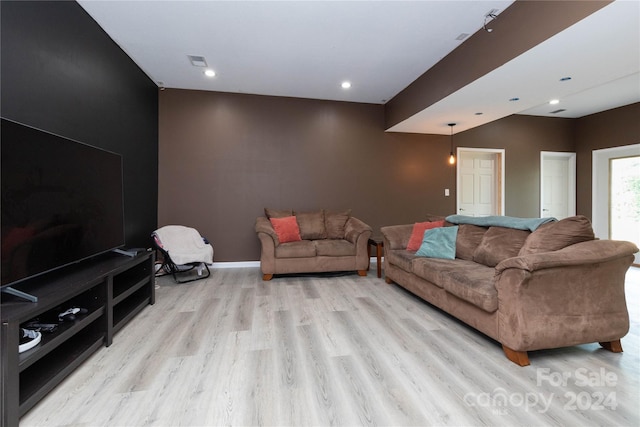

159,89,580,262
1,0,158,247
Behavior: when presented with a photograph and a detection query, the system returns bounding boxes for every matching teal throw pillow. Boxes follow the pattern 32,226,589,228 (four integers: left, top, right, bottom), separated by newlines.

416,226,458,259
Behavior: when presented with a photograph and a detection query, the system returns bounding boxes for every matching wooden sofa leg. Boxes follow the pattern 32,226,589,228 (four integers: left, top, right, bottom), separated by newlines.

385,277,394,284
262,274,273,281
502,345,530,366
357,270,367,277
600,340,623,353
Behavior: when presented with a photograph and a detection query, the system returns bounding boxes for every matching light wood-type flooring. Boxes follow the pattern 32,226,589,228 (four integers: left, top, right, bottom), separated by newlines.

21,265,640,426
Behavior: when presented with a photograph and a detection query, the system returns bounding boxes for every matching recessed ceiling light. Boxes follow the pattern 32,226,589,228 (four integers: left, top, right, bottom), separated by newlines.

549,99,560,105
204,69,216,77
341,81,351,89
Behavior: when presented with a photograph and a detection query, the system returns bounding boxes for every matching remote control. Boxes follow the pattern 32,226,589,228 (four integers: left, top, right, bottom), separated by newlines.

58,307,88,322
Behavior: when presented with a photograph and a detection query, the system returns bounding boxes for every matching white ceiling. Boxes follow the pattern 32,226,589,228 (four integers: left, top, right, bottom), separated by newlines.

78,0,640,135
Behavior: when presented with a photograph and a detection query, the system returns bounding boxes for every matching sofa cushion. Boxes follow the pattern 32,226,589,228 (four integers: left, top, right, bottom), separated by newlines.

442,266,498,313
519,215,595,256
473,226,530,267
406,220,445,251
296,210,327,240
265,208,294,219
325,209,351,239
386,249,417,272
314,239,356,257
416,226,458,259
455,224,488,260
411,258,480,289
275,240,316,258
270,216,302,243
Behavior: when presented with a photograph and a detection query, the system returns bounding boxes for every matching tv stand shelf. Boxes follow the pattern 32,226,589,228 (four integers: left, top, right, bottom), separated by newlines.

1,251,155,427
18,306,105,370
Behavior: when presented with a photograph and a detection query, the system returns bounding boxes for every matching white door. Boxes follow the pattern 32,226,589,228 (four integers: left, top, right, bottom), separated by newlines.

457,150,503,217
541,152,576,219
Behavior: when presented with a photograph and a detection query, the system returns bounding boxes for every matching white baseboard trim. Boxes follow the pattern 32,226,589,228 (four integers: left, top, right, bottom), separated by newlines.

209,257,382,269
210,261,260,269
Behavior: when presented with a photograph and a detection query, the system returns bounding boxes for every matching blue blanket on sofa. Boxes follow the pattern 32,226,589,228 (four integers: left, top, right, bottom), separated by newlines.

445,215,556,231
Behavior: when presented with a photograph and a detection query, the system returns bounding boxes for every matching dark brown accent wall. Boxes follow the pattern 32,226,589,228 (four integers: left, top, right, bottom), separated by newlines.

159,89,454,261
454,114,575,217
575,103,640,217
159,89,581,262
385,0,611,129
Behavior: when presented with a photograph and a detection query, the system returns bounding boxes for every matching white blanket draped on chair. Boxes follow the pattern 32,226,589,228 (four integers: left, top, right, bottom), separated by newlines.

152,225,213,265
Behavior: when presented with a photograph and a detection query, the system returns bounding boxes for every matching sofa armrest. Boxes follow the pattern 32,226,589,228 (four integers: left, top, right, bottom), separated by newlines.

494,239,637,352
344,217,372,271
380,224,413,250
255,217,278,275
255,216,279,250
495,240,638,273
344,217,372,244
255,217,278,242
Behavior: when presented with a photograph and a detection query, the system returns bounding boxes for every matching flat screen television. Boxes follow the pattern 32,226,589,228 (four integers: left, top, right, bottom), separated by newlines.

1,118,125,300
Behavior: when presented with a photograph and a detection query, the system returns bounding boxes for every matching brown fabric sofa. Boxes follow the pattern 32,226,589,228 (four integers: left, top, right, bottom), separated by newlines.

256,209,372,280
381,215,638,366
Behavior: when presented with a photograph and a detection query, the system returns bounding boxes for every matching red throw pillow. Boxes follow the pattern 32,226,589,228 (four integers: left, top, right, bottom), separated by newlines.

406,220,445,251
270,216,302,243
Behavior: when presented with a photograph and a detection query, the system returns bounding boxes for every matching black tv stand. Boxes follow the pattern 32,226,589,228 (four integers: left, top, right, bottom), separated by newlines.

1,286,38,303
1,251,155,427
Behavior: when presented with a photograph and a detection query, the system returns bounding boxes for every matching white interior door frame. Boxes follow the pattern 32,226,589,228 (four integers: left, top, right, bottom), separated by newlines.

540,151,576,218
592,144,640,239
456,147,505,216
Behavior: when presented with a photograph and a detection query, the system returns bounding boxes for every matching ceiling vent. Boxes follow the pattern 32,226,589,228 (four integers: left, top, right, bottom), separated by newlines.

188,55,208,67
550,109,567,114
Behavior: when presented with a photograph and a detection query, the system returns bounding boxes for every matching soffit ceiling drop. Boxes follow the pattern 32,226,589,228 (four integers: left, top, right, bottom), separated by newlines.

388,0,640,134
77,0,639,135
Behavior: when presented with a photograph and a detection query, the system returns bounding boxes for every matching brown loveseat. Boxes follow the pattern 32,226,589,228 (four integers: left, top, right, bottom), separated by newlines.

256,209,372,280
381,215,638,366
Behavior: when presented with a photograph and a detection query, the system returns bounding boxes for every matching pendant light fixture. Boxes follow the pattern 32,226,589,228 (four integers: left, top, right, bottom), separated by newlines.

448,123,456,165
